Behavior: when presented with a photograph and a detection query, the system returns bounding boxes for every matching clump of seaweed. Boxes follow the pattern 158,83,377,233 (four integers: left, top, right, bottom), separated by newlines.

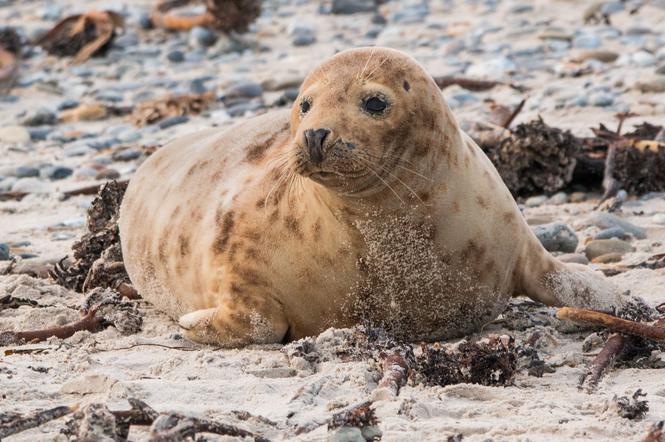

614,389,649,420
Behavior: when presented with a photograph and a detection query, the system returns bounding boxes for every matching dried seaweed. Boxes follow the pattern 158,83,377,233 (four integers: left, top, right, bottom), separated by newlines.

51,180,130,293
151,0,261,33
481,118,581,196
0,294,38,310
416,335,520,387
130,91,215,127
614,389,649,420
328,401,378,430
35,11,124,63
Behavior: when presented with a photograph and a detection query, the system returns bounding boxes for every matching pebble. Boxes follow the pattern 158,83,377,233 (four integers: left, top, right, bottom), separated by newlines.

331,0,375,14
589,92,614,107
548,192,569,205
0,126,31,143
653,214,665,225
573,34,602,49
15,166,40,178
590,212,647,239
167,50,185,63
570,49,619,63
11,177,50,194
584,239,635,260
594,226,626,240
223,82,263,101
329,427,365,442
27,127,52,141
158,115,190,129
532,222,579,253
293,34,316,46
633,51,657,67
64,145,94,157
21,109,57,126
466,56,516,77
525,195,548,207
42,166,73,181
635,76,665,93
591,253,623,264
558,253,589,265
0,243,9,261
112,149,141,161
189,27,217,48
96,168,121,180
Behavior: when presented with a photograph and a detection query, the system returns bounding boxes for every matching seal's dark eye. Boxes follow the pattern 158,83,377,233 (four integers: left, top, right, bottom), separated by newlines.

364,96,388,115
300,99,311,114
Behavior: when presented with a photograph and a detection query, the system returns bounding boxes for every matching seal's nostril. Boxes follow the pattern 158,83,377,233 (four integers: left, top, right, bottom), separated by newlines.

304,128,331,164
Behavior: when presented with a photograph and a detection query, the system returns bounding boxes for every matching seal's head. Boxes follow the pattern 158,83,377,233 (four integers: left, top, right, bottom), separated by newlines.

290,47,458,197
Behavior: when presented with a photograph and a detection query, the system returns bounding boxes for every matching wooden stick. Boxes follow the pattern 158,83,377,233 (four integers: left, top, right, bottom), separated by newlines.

149,413,269,442
0,309,103,345
374,351,409,399
0,405,78,439
556,307,665,342
579,333,626,392
433,75,527,92
501,98,526,130
643,421,664,442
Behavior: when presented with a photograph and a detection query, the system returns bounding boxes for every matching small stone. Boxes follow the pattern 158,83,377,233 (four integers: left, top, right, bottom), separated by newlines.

591,253,623,264
548,192,569,205
64,145,94,157
190,26,217,48
371,14,387,25
112,149,141,161
0,126,30,143
28,127,52,141
15,166,40,178
570,49,619,63
589,93,614,107
117,129,141,143
331,0,376,14
585,239,635,261
525,195,548,207
590,212,647,239
329,426,365,442
635,76,665,93
594,226,625,240
653,214,665,225
532,222,579,253
167,50,185,63
226,101,264,117
11,177,49,194
0,243,10,261
558,253,589,265
95,168,121,180
138,12,153,29
293,34,316,46
466,56,516,77
633,51,656,67
21,109,57,127
246,368,297,378
573,33,602,49
158,115,189,129
223,81,263,101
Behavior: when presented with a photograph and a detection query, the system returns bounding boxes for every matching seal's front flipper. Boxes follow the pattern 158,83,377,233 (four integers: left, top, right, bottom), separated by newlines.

178,295,289,347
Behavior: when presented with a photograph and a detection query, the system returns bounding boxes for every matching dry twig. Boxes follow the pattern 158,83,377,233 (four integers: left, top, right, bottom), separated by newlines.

557,307,665,342
0,405,78,439
578,333,627,392
0,309,103,345
433,75,526,92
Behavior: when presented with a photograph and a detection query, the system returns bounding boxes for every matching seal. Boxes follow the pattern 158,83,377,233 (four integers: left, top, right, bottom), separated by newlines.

119,47,623,346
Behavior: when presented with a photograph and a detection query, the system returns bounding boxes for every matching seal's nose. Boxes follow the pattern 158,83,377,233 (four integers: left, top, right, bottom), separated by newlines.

304,128,330,164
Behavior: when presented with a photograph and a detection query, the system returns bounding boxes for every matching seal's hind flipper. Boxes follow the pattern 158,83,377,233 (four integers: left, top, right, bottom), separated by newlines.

178,295,289,347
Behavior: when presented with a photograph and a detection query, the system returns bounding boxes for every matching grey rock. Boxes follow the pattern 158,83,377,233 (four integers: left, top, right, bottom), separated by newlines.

64,145,94,157
589,92,614,107
331,0,376,14
653,214,665,225
329,426,365,442
15,166,40,178
371,13,387,25
293,34,316,46
21,109,57,127
117,129,142,143
633,51,656,67
43,166,73,181
525,195,548,207
28,127,52,141
594,226,626,240
573,33,601,49
226,101,264,117
167,50,185,63
112,149,141,161
585,239,635,260
532,222,579,253
548,192,569,205
11,177,50,193
158,115,189,129
190,26,217,48
223,82,263,102
590,212,647,239
0,177,16,191
57,99,79,111
0,243,9,261
138,12,153,29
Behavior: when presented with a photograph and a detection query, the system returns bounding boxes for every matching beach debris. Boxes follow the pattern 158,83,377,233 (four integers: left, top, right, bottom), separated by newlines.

433,75,527,92
130,91,215,127
481,117,580,196
416,334,520,387
328,401,381,441
556,307,665,343
59,102,132,123
51,180,130,293
151,0,261,33
579,333,627,392
35,10,124,63
614,389,649,420
0,28,20,88
0,405,79,439
3,399,269,441
0,287,141,345
0,294,38,310
372,350,411,400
